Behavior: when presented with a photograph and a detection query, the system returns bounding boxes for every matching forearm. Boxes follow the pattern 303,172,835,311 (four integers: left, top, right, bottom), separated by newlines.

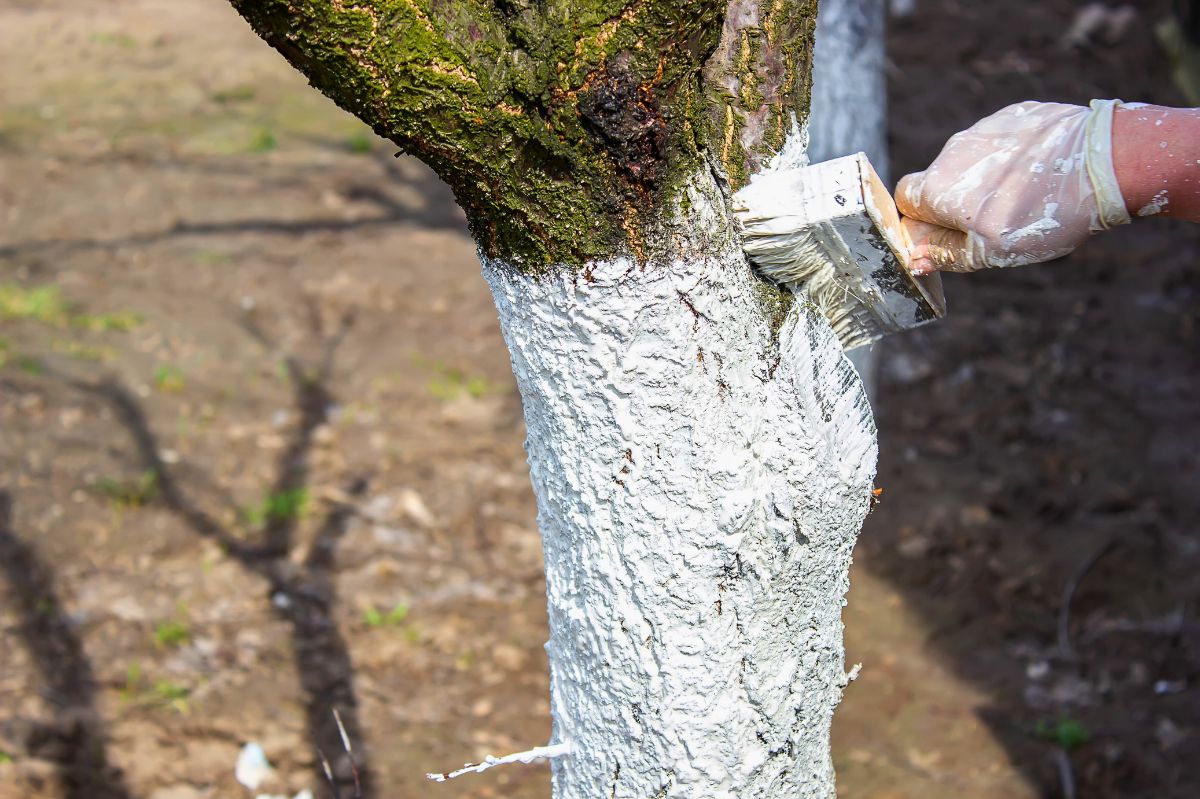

1113,104,1200,221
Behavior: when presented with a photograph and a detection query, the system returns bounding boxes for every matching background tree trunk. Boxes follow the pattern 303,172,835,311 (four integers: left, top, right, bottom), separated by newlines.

228,1,880,794
809,0,888,399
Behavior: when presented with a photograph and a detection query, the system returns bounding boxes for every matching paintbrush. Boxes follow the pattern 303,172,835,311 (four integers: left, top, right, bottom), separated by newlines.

733,152,946,350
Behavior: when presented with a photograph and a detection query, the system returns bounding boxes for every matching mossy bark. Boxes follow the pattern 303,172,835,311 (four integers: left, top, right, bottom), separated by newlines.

702,0,818,187
227,0,816,266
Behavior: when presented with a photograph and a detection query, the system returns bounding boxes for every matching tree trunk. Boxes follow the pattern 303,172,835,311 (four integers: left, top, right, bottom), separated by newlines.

486,169,873,797
227,1,879,795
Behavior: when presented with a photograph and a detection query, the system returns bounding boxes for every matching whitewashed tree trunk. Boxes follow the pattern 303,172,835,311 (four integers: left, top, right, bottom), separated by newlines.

485,169,877,797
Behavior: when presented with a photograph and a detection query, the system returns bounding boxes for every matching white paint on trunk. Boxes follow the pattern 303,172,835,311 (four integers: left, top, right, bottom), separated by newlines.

481,175,877,797
448,6,892,794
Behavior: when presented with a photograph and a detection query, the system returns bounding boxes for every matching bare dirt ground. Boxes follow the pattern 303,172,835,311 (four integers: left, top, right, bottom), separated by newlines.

0,1,1196,798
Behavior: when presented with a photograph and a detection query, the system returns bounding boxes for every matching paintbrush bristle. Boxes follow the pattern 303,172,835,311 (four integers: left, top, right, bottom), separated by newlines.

733,153,945,351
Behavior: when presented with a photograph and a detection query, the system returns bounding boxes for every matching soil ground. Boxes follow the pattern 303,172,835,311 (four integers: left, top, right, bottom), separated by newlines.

0,1,1196,798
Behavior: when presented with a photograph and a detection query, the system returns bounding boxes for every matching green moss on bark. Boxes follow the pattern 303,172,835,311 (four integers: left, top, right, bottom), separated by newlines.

752,277,794,341
702,0,818,189
230,0,748,268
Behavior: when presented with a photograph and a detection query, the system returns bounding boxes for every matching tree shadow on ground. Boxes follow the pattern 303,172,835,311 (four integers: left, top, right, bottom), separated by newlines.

861,3,1200,796
68,304,375,799
0,492,132,799
856,243,1200,797
0,151,466,261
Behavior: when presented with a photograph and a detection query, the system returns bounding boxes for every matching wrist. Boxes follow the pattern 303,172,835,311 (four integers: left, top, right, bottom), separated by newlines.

1113,104,1200,220
1084,99,1132,230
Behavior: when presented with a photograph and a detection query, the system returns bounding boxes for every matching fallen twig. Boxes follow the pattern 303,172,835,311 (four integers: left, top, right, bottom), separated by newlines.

1082,608,1187,642
1057,537,1119,660
1054,748,1076,799
316,748,338,796
333,708,363,799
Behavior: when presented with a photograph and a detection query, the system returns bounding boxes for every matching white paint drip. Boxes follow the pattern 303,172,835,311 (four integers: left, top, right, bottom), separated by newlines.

768,115,812,172
1003,202,1062,242
843,662,863,684
1138,189,1170,217
426,742,573,782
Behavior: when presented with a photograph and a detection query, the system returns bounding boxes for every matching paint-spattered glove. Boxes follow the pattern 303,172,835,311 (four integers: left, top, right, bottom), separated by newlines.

897,100,1131,275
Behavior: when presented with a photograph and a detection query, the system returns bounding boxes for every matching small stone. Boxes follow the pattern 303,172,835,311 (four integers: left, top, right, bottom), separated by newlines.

847,748,873,764
313,424,336,446
906,747,942,771
361,495,394,522
1129,662,1149,685
109,595,151,622
1155,717,1186,749
897,535,932,559
959,504,991,526
1154,679,1186,695
398,489,436,527
236,742,274,791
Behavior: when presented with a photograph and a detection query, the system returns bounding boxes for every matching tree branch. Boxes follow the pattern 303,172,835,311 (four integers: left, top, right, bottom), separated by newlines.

228,0,773,266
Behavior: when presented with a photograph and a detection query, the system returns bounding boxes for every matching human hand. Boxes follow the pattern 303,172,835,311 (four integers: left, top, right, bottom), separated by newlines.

897,100,1131,276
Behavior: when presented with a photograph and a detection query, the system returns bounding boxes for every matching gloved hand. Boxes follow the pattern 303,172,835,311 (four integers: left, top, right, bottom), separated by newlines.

897,100,1131,275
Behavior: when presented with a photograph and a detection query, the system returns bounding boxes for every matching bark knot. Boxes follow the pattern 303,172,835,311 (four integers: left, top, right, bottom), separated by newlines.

579,56,669,192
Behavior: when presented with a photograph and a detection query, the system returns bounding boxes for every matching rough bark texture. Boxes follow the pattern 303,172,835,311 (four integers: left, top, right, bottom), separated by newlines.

484,171,875,797
701,0,818,187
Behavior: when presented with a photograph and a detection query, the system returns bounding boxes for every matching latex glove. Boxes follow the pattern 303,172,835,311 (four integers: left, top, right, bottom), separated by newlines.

897,100,1131,275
